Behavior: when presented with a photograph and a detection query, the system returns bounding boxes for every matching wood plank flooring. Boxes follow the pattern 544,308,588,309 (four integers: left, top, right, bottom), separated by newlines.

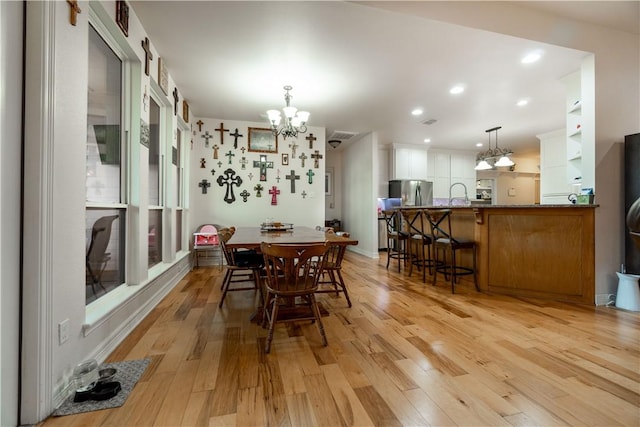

41,252,640,426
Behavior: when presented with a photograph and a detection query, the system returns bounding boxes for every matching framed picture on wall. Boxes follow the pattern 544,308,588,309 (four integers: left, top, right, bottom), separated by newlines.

158,57,169,95
116,0,129,37
282,153,289,165
248,127,278,153
325,168,333,196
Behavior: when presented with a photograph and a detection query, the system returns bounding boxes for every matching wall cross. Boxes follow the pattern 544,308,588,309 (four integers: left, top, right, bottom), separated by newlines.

254,184,264,197
141,37,153,76
212,144,219,159
240,189,250,202
299,152,308,168
306,133,317,149
196,120,204,132
172,88,179,116
239,157,248,170
202,131,213,147
289,141,299,157
66,0,81,26
306,169,315,184
230,128,243,149
216,168,242,204
285,170,301,193
311,150,323,168
253,154,273,182
215,122,229,145
269,186,280,205
198,179,210,194
225,150,235,165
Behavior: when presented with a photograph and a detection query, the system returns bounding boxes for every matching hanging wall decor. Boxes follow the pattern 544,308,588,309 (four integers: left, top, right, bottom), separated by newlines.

172,88,179,116
196,120,204,132
306,133,317,149
254,184,264,197
158,57,168,95
301,190,307,199
240,189,250,202
212,144,219,159
217,161,222,168
216,122,229,145
285,170,301,193
253,154,274,182
289,141,298,157
182,101,189,123
66,0,81,26
140,119,150,148
248,127,278,153
248,173,254,181
210,168,215,177
198,179,211,194
239,157,248,170
201,131,213,147
299,152,307,168
216,168,242,204
306,169,314,184
200,158,206,168
269,186,280,205
141,37,153,76
230,128,243,149
116,0,129,36
311,150,323,168
240,147,246,154
282,153,289,165
225,150,235,165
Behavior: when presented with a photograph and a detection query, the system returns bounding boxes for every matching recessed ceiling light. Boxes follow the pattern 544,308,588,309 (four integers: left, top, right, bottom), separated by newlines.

449,85,465,95
411,108,423,116
516,99,529,106
424,138,431,143
476,143,483,147
521,52,541,64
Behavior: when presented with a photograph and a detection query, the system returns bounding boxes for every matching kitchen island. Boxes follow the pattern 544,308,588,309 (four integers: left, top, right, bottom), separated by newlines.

397,205,597,304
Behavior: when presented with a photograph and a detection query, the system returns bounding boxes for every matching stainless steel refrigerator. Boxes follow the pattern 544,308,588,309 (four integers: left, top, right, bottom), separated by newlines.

388,180,433,206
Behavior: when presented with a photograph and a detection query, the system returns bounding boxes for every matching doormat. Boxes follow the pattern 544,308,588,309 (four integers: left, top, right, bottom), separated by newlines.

53,358,150,417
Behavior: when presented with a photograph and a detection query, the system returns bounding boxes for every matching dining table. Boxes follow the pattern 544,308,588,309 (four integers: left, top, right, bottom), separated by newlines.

225,226,358,250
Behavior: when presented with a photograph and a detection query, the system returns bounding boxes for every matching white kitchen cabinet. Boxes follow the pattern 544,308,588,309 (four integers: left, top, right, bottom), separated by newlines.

391,144,428,180
538,128,575,204
427,150,476,200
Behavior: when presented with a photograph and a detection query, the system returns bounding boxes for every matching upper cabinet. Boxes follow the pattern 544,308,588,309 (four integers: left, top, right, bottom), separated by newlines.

391,143,428,180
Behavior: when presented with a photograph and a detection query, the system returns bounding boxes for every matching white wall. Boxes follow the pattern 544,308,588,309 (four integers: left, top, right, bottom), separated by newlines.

0,2,23,425
342,133,379,258
21,2,191,422
189,118,325,230
365,1,640,302
325,148,343,222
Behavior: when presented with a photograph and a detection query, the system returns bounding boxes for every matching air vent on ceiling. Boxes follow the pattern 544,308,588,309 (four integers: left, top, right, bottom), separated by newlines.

421,118,438,125
328,130,358,141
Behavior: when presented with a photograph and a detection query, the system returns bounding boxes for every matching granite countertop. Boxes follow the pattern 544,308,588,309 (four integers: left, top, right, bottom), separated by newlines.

397,204,598,209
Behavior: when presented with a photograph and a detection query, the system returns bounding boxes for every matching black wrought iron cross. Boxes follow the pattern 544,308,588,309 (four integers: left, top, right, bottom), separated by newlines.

311,150,323,168
198,179,210,194
172,88,179,116
285,170,300,193
230,128,243,149
253,154,274,182
216,168,242,204
240,189,250,202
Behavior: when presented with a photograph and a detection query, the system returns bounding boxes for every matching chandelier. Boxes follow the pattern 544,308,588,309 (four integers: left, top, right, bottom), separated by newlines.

266,85,310,139
475,126,514,170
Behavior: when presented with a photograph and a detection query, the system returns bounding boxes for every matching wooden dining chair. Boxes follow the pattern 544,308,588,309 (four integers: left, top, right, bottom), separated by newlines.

316,231,352,307
260,242,330,353
218,229,264,308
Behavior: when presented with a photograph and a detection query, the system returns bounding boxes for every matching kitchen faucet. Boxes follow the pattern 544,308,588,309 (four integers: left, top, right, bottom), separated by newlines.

449,182,469,206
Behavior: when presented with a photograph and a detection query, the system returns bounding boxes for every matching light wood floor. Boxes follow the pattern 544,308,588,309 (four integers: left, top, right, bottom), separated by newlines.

42,252,640,426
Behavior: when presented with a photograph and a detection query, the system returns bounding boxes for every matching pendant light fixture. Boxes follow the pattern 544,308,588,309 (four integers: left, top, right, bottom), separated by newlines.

475,126,514,170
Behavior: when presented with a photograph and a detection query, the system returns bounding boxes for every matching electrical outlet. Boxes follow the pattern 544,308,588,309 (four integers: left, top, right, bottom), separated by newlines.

58,319,70,344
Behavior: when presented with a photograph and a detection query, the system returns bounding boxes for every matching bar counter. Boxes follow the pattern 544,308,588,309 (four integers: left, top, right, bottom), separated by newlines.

396,204,597,304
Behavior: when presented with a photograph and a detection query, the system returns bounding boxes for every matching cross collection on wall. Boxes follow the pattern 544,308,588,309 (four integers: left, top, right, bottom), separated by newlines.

193,120,324,205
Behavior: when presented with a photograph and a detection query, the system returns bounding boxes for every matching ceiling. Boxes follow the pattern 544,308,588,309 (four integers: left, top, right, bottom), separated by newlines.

129,1,638,155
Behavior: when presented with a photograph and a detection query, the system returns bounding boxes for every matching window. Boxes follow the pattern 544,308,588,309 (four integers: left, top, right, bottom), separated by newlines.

148,97,163,267
86,25,126,302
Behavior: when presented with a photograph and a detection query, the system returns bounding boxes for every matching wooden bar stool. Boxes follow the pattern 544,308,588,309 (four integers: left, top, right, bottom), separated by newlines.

382,209,409,272
425,209,479,293
400,209,436,282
